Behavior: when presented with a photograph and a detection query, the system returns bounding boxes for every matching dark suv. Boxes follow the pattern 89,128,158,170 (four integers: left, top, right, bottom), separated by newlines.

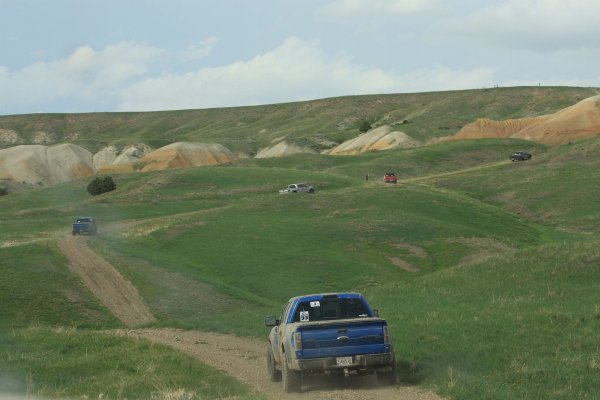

510,151,532,161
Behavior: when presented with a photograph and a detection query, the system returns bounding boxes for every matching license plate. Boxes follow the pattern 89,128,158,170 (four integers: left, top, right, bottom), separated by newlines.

336,356,353,366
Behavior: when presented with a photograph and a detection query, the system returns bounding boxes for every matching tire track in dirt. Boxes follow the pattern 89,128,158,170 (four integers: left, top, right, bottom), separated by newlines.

399,160,511,184
58,235,155,326
120,328,444,400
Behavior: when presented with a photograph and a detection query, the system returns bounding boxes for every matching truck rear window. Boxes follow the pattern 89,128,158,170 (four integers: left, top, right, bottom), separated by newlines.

292,297,371,322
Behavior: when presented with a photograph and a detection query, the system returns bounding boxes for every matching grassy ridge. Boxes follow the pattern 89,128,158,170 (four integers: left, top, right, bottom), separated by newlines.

1,86,598,153
238,138,546,180
87,180,549,343
95,183,543,296
371,240,600,399
1,134,599,399
435,137,600,232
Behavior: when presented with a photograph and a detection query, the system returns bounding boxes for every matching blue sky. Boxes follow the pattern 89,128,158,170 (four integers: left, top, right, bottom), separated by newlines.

1,0,599,115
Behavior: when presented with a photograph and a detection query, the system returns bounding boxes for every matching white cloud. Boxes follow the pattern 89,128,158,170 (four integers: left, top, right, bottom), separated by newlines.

454,0,600,52
63,46,96,74
0,41,163,113
0,38,501,114
118,37,497,111
182,37,218,61
318,0,438,17
398,66,497,92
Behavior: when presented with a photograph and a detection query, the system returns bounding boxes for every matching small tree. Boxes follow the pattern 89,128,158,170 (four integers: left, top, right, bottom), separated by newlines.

0,188,7,196
358,119,372,133
87,176,116,196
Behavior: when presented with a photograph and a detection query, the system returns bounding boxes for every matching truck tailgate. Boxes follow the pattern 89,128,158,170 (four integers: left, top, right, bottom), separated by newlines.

297,319,390,359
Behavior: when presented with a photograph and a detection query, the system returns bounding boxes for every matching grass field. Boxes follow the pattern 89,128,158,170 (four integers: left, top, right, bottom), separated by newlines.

0,327,263,399
2,89,600,399
371,239,600,399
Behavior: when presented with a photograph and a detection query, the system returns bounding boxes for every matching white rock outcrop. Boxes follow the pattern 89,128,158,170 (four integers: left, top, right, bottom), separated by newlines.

255,141,317,158
93,146,118,170
140,142,236,172
327,125,419,155
0,141,235,186
0,144,95,185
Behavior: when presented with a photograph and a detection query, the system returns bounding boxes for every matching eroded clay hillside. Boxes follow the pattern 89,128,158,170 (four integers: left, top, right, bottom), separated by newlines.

452,95,600,145
2,87,600,188
0,142,237,185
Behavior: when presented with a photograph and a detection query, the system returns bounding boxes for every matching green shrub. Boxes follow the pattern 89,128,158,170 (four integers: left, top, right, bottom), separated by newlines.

86,176,116,196
357,119,372,133
0,187,7,196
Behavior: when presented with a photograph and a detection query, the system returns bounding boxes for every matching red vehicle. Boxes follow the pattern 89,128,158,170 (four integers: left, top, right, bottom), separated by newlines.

383,172,397,184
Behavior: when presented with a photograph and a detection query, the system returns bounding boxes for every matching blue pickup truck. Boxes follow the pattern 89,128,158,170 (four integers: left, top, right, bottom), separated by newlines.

72,217,97,235
265,292,396,392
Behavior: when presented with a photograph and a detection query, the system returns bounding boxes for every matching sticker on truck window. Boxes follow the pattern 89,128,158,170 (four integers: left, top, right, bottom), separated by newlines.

310,301,320,308
300,311,310,322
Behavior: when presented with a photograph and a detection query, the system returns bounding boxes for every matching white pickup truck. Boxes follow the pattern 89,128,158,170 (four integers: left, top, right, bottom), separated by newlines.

279,183,315,194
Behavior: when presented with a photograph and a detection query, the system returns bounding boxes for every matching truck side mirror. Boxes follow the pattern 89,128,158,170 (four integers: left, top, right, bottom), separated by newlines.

264,315,279,327
373,309,380,317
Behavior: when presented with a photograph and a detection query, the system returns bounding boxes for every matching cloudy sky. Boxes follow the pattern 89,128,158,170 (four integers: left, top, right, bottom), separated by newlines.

1,0,599,115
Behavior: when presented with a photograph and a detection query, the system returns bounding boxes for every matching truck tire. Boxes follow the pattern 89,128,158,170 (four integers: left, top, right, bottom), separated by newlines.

281,355,301,392
266,348,281,382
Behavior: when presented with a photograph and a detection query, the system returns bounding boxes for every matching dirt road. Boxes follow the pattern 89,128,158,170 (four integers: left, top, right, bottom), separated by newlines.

58,234,443,399
58,235,155,326
399,160,511,184
121,328,443,400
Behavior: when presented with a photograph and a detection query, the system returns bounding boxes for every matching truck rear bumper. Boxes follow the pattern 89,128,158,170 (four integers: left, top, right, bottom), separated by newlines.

292,352,394,373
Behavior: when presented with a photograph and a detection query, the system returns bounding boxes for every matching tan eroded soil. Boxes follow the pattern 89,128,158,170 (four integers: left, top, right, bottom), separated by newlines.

452,95,600,145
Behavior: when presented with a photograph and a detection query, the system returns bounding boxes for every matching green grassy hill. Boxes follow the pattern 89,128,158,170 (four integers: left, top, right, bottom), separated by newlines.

1,86,598,154
1,88,600,399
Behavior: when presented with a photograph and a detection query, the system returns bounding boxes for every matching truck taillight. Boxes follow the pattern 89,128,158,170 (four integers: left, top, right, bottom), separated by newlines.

294,332,303,350
383,325,390,345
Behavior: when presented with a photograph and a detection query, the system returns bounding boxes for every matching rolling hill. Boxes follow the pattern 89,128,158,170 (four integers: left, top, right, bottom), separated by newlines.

2,86,600,188
1,86,599,155
1,86,600,400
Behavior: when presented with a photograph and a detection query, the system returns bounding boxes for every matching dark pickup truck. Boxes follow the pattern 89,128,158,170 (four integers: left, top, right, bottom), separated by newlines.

265,292,396,392
72,217,97,235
